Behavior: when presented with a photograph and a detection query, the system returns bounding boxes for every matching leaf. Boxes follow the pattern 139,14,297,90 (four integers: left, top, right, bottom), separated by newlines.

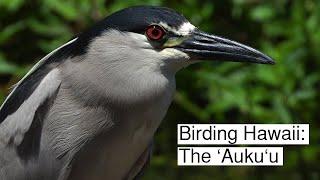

0,0,24,12
250,5,275,21
0,53,19,74
0,21,24,45
43,0,78,20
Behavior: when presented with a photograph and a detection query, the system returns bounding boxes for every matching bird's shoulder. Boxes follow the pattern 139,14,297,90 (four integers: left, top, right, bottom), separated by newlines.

0,38,78,161
0,38,78,124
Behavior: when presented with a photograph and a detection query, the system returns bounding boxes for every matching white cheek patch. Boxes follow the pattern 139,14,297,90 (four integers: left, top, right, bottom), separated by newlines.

159,48,190,60
159,22,196,36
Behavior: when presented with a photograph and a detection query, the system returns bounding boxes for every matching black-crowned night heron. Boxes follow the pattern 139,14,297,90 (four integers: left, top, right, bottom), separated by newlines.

0,6,274,180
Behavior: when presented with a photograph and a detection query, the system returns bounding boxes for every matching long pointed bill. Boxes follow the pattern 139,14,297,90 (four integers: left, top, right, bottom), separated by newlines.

176,30,275,64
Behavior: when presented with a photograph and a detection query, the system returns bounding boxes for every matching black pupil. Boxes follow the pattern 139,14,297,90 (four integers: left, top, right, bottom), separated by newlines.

152,28,160,37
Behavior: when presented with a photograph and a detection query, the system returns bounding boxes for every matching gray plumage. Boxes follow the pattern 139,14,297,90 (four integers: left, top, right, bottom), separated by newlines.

0,6,274,180
1,30,175,179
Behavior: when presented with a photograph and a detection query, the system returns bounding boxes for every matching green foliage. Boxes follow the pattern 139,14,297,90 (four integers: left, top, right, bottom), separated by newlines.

0,0,319,179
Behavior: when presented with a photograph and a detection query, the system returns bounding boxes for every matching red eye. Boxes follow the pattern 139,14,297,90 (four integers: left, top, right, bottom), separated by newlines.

146,25,165,41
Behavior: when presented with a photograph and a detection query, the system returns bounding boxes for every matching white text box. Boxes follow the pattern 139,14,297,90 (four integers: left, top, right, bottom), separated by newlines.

177,147,283,166
177,124,309,145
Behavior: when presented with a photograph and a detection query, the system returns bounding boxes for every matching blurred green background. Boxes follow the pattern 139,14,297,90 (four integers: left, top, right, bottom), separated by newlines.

0,0,319,179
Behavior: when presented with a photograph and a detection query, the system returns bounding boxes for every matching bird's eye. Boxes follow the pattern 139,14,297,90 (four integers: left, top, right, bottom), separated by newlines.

146,25,166,41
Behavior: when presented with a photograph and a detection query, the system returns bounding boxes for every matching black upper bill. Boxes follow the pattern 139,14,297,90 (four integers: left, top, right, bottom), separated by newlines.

176,30,275,64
